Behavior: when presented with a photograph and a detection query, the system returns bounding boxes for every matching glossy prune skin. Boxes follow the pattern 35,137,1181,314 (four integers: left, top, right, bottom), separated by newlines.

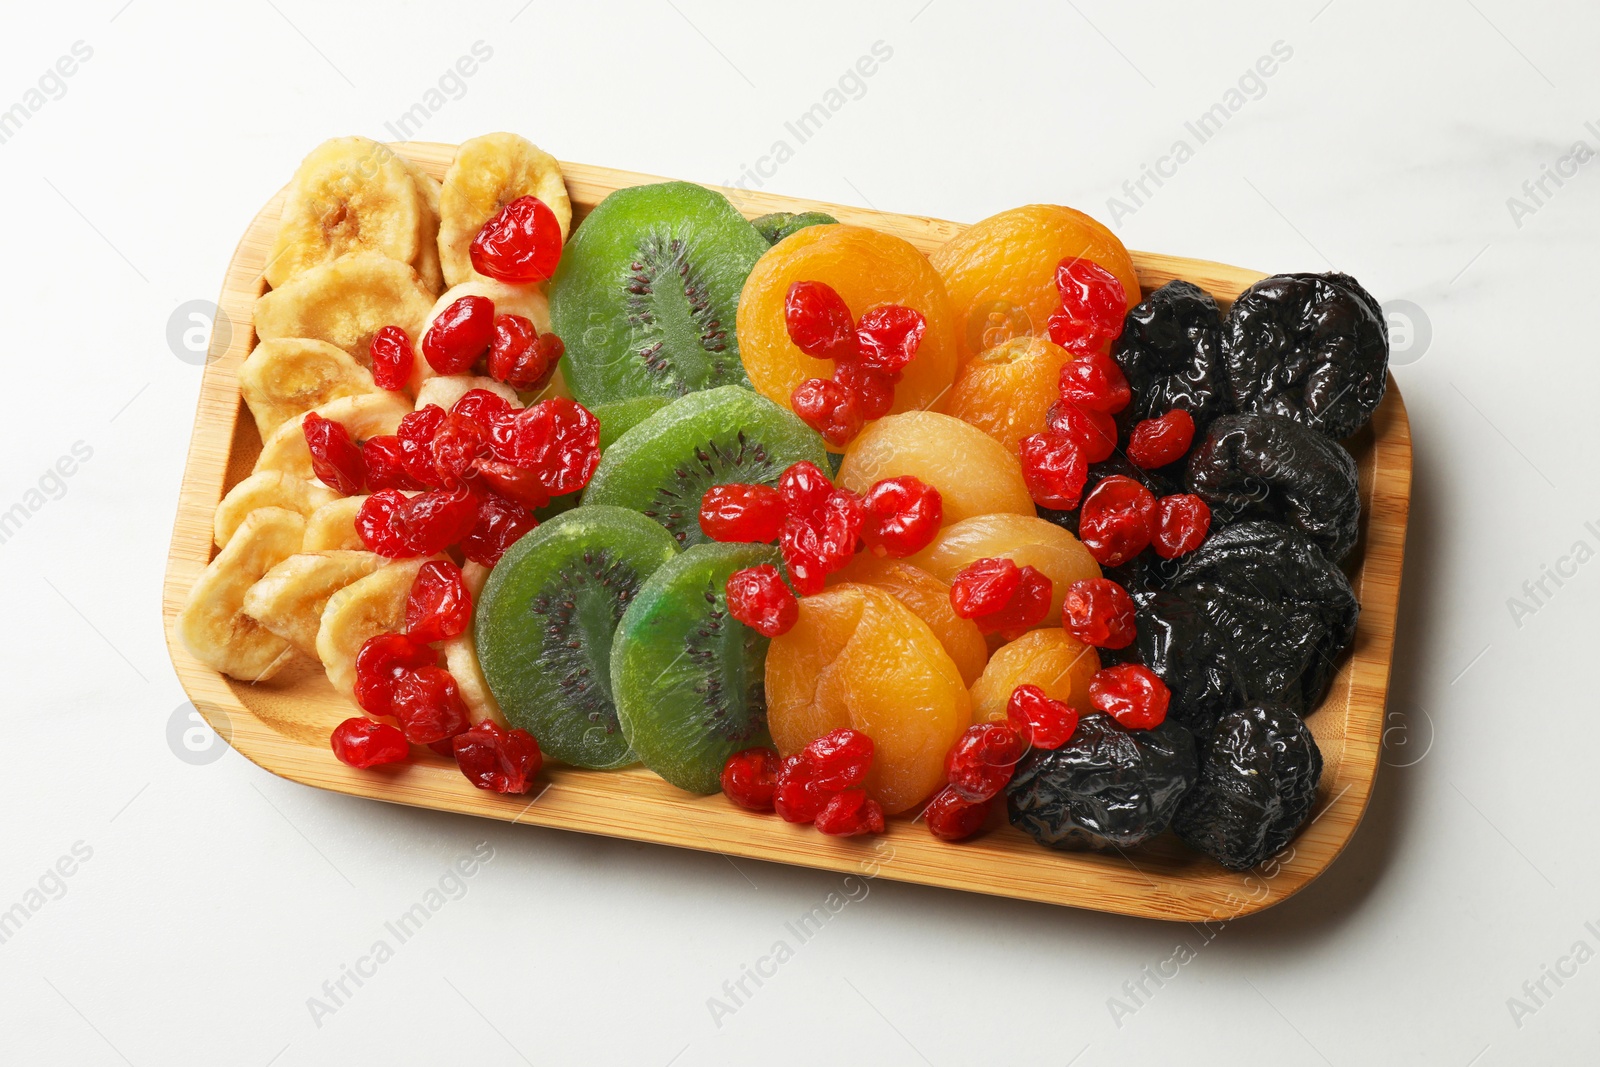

1186,413,1361,563
1137,521,1357,732
1222,272,1388,441
1173,703,1323,871
1006,713,1197,851
1112,280,1230,437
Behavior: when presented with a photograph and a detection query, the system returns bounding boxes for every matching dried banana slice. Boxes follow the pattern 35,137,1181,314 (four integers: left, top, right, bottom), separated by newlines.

400,155,446,295
438,132,571,287
316,556,438,701
241,550,387,657
255,252,434,367
444,561,506,726
265,137,423,289
177,507,307,681
254,392,411,481
303,495,369,552
409,278,551,393
214,471,338,548
413,374,519,413
239,338,380,441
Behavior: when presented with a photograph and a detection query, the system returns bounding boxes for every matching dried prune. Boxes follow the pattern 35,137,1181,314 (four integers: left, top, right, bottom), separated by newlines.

1137,521,1357,731
1173,703,1323,870
1006,712,1197,851
1222,272,1388,441
1186,413,1361,563
1111,280,1230,437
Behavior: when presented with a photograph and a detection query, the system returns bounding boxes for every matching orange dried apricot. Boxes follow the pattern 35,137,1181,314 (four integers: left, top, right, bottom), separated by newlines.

737,224,959,445
969,628,1100,722
906,512,1101,628
946,335,1074,455
930,205,1140,362
827,556,988,685
835,411,1033,525
765,583,972,814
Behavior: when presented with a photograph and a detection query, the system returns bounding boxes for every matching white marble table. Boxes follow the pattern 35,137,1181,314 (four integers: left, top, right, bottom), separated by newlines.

2,1,1595,1064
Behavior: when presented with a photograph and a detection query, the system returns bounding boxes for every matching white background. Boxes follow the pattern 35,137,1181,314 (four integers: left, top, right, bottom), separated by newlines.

2,1,1597,1064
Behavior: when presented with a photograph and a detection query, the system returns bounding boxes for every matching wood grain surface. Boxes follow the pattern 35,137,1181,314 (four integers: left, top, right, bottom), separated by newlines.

161,142,1412,920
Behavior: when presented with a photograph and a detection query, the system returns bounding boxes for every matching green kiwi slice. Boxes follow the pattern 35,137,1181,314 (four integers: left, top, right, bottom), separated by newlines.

549,181,769,405
750,210,839,245
591,395,670,451
475,506,678,769
612,542,778,794
582,385,829,548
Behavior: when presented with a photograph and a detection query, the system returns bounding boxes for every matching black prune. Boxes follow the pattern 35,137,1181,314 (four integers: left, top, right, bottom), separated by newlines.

1186,413,1361,562
1112,280,1231,437
1006,713,1197,851
1137,521,1358,731
1173,703,1323,871
1222,272,1388,441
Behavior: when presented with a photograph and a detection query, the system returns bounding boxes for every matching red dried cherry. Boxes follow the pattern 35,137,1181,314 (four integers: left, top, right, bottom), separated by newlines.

1127,409,1195,469
302,412,365,496
452,389,514,430
784,280,857,363
780,518,828,596
833,361,897,420
721,747,781,812
369,325,413,392
945,722,1027,801
397,406,448,488
861,475,942,558
1047,258,1127,356
488,314,561,392
406,560,472,644
924,787,993,841
507,397,601,496
1046,401,1118,463
1019,430,1088,511
422,295,495,374
1152,494,1211,560
472,458,550,510
1006,684,1079,749
356,489,413,557
1089,664,1171,730
353,632,436,716
362,435,424,491
460,492,537,567
802,729,875,792
854,304,926,376
1078,475,1157,567
400,486,479,556
791,377,863,448
1062,578,1137,649
980,565,1051,640
453,720,543,794
949,556,1022,619
700,483,785,543
777,461,835,525
429,412,490,488
391,665,470,745
1058,350,1131,414
725,565,798,637
330,717,410,769
774,755,828,823
470,195,563,284
814,790,885,836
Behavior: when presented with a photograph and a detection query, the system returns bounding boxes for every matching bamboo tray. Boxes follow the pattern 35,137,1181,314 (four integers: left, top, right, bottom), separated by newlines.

162,142,1411,921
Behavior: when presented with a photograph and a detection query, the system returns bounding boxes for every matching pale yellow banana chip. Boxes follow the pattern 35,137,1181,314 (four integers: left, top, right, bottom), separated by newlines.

399,155,445,295
408,278,551,393
445,561,505,726
254,392,411,481
303,495,369,552
178,507,307,682
266,137,423,289
238,338,381,440
241,550,387,657
414,374,520,414
214,471,338,548
438,132,570,287
316,557,440,701
255,251,434,367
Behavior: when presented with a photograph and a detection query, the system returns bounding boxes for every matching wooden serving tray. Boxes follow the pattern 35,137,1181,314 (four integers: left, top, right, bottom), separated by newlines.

162,142,1411,920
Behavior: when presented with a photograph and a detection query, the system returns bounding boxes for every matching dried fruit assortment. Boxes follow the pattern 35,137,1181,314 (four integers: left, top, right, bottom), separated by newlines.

180,133,1389,876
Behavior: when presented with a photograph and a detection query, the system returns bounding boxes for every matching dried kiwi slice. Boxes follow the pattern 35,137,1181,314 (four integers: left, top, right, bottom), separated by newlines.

582,385,829,548
591,395,670,451
549,181,769,405
751,210,838,245
612,542,778,794
475,506,678,769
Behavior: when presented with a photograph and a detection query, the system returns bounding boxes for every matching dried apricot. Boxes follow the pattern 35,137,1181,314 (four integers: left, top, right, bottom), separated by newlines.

836,411,1033,525
931,205,1140,362
828,556,989,685
946,335,1074,455
765,583,972,814
906,512,1101,628
969,628,1100,723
